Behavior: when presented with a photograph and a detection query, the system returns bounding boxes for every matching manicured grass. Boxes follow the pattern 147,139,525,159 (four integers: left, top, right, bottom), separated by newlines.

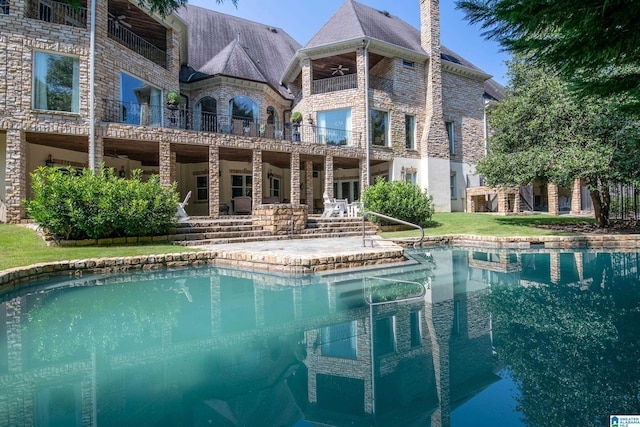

381,212,596,239
0,224,198,271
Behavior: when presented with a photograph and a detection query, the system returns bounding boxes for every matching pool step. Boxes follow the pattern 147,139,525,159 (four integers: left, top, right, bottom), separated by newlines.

170,216,379,246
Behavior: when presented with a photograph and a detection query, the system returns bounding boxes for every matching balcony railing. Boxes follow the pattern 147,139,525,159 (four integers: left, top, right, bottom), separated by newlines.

312,74,358,95
26,0,87,28
101,100,362,147
107,18,166,68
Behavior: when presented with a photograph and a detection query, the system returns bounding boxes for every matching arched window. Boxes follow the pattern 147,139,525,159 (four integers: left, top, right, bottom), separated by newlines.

229,96,258,136
229,96,258,122
194,96,217,132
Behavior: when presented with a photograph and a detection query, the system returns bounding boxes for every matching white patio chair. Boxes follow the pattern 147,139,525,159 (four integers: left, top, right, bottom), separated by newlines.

176,191,191,221
321,192,347,218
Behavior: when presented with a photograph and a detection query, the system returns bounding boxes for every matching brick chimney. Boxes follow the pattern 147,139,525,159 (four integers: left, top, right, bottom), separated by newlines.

420,0,452,212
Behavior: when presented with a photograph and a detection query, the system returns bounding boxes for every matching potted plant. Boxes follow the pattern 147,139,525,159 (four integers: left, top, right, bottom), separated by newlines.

290,111,302,141
290,111,303,124
166,90,182,110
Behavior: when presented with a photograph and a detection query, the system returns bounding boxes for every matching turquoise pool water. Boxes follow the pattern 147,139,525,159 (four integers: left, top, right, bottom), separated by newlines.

0,247,638,426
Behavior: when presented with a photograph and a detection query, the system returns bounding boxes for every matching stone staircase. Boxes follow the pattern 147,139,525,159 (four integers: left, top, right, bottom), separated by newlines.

170,216,379,246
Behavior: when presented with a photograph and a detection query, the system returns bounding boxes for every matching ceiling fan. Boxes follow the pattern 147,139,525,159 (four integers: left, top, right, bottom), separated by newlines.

109,13,132,29
331,64,349,76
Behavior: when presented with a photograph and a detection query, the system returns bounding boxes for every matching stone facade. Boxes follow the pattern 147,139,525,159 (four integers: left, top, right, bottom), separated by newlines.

1,0,502,223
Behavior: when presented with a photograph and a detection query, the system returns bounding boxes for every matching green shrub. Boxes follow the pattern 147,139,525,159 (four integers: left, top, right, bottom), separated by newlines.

25,166,179,240
362,177,434,226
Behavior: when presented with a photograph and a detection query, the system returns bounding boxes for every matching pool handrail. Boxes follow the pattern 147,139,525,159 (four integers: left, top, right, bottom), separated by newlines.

361,211,424,247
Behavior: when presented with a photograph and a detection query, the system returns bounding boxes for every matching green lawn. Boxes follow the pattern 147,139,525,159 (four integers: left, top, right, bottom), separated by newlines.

382,212,596,238
0,224,198,271
1,213,597,271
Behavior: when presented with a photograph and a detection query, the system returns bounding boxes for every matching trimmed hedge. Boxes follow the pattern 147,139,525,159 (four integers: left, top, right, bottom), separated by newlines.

362,177,434,226
25,166,179,240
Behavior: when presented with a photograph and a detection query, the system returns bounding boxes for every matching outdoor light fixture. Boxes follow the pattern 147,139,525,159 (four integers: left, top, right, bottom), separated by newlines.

267,170,273,181
307,116,314,126
45,154,54,167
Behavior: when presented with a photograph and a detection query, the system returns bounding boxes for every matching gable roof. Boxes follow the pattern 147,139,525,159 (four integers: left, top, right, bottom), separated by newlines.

296,0,504,100
176,5,301,98
306,0,423,53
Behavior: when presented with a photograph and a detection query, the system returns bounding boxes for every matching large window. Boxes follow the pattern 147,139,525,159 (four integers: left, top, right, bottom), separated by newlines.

446,121,455,154
120,72,161,126
33,52,80,113
317,108,352,145
229,96,258,121
405,114,415,149
321,321,357,359
371,109,388,146
450,173,457,199
195,97,217,132
231,174,252,198
196,175,208,201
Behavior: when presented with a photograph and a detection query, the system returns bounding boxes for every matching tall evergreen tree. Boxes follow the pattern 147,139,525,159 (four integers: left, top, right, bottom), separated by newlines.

457,0,640,113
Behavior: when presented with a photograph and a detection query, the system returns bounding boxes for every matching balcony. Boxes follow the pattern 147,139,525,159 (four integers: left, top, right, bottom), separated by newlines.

312,74,358,95
26,0,87,28
101,100,362,147
107,17,166,68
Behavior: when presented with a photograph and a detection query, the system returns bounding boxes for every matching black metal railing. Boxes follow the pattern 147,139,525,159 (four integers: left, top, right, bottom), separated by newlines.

101,100,363,146
107,18,166,68
26,0,87,27
312,74,358,94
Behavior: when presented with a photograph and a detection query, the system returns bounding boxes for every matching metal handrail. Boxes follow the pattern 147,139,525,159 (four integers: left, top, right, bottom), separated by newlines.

361,211,424,247
363,276,426,306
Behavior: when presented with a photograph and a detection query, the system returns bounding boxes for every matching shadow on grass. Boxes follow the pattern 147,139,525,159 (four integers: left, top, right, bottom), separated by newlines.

493,216,595,227
423,221,442,229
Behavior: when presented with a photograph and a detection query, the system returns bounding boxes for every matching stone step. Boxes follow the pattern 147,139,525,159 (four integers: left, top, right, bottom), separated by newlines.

170,229,271,242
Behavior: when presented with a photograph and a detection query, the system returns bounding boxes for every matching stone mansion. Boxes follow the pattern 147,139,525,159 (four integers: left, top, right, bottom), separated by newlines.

0,0,518,224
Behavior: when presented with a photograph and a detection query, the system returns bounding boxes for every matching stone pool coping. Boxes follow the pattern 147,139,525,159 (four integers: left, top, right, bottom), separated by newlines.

2,233,640,291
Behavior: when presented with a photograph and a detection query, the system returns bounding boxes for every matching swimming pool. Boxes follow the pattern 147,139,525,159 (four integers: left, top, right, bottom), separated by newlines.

0,247,638,426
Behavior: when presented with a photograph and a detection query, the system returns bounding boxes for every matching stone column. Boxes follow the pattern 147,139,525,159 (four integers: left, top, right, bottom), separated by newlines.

571,178,582,215
290,150,300,204
360,157,369,197
497,188,509,214
324,154,334,198
513,188,521,213
252,149,262,212
208,145,220,217
548,182,559,215
93,134,104,168
159,141,172,187
305,160,314,214
5,129,26,223
550,252,560,284
302,58,312,98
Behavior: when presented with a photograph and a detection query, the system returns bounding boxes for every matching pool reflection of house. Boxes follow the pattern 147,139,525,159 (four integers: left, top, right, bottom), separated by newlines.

2,249,634,425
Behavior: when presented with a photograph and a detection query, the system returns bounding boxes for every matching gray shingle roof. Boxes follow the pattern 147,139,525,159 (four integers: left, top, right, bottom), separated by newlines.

304,0,504,100
306,0,423,52
176,4,301,98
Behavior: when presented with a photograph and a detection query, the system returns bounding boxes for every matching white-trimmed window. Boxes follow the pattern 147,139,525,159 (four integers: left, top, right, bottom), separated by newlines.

33,51,80,113
231,174,252,198
410,310,422,347
374,316,396,357
371,109,389,147
446,121,455,154
317,108,352,146
195,175,208,201
405,114,416,149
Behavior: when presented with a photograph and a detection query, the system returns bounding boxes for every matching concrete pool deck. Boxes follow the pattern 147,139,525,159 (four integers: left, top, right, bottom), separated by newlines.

198,236,405,273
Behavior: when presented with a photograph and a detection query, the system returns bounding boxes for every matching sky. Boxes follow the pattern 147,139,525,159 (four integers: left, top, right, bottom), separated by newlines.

187,0,510,86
